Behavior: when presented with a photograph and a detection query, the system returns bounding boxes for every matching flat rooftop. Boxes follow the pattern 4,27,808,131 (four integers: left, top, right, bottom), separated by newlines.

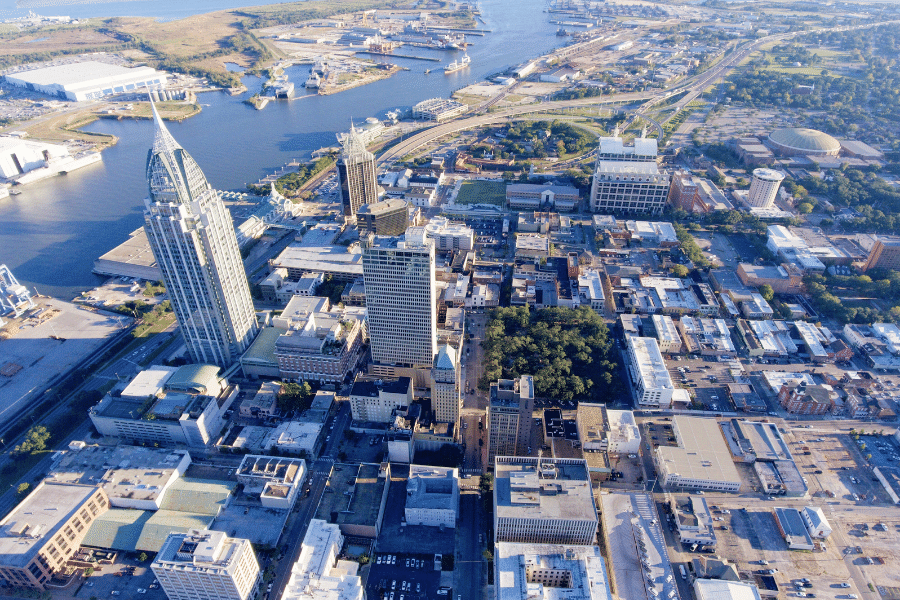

0,482,101,567
350,376,411,398
495,542,613,600
494,457,596,523
47,445,189,506
238,455,305,484
314,463,387,528
657,417,742,486
731,420,792,461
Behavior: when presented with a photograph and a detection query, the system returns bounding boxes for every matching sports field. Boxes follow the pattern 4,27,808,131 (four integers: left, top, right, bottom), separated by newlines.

455,180,506,206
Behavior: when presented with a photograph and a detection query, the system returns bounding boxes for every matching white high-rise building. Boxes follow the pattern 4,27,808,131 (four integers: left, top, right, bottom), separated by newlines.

361,228,437,369
431,345,461,429
144,104,258,367
747,168,785,208
152,529,260,600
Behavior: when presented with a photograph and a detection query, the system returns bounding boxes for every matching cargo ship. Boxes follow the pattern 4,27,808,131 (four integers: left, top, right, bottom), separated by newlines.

444,53,471,74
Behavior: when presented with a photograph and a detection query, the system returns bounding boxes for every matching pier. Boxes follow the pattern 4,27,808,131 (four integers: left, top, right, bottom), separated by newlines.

356,51,441,62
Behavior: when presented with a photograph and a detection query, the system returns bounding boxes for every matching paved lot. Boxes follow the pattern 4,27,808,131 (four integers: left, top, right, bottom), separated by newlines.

75,557,164,600
377,478,455,556
366,553,445,600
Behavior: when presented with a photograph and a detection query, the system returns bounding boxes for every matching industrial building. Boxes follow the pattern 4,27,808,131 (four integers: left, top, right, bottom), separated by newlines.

152,529,260,600
773,507,815,550
0,137,69,180
5,60,167,101
625,336,677,408
236,456,306,510
488,376,535,463
281,519,364,600
404,465,459,528
590,161,670,214
655,416,742,492
89,364,237,448
576,404,640,454
493,457,597,545
801,506,832,539
693,580,763,600
0,483,109,589
494,543,613,600
348,375,413,423
356,198,409,236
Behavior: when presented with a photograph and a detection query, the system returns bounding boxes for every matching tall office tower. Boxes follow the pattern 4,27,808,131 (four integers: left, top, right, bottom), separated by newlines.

144,104,258,367
487,375,535,464
337,127,378,218
432,345,461,429
361,227,437,370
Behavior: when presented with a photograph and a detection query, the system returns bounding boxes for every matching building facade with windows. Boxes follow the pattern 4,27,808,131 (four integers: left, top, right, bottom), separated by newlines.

144,104,258,368
337,128,378,218
152,529,260,600
488,376,535,464
590,161,671,215
431,345,461,429
361,229,437,370
0,483,109,589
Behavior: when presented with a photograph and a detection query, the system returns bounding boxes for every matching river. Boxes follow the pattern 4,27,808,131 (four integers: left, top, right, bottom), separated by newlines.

0,0,564,299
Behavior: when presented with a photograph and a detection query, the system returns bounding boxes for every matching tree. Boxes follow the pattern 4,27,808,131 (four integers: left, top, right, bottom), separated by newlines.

671,264,690,278
798,202,814,214
84,567,95,578
277,382,313,413
16,483,30,497
13,426,51,456
138,552,148,563
758,284,775,302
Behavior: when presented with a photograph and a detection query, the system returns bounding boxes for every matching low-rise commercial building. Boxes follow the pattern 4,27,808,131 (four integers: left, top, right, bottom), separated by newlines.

652,314,682,353
348,375,413,423
677,317,736,356
515,234,550,259
778,381,836,415
404,465,459,528
236,456,306,510
655,416,742,493
801,506,831,539
89,364,237,448
239,381,280,418
694,580,763,600
281,519,364,600
576,404,640,454
314,463,391,539
0,483,109,589
494,542,613,600
672,495,717,548
493,457,597,545
506,183,581,211
577,270,606,314
152,529,260,600
773,507,815,550
737,263,804,295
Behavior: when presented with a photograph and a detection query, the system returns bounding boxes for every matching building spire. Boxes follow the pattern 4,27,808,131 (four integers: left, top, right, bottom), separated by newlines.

149,95,181,155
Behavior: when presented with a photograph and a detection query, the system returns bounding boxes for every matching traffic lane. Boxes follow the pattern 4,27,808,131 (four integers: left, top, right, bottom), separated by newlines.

456,492,483,600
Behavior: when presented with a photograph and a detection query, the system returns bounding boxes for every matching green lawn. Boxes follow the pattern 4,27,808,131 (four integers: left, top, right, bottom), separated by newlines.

455,180,507,206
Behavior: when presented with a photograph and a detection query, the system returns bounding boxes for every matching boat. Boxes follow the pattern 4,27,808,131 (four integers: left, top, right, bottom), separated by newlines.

444,53,471,74
557,27,569,36
424,69,432,74
305,72,321,89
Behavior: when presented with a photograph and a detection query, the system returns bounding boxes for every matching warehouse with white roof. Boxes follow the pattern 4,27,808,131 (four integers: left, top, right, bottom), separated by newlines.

5,60,167,101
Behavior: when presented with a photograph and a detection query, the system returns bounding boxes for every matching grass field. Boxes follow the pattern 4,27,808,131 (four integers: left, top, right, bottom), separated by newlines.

455,180,506,206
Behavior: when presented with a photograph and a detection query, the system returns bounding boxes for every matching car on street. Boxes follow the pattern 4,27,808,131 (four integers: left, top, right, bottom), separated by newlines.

839,583,851,588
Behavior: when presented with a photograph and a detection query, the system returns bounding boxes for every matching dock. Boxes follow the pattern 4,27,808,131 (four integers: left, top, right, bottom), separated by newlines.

356,51,441,62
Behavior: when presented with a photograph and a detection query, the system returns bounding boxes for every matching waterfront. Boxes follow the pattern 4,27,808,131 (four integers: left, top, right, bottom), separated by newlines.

0,0,564,299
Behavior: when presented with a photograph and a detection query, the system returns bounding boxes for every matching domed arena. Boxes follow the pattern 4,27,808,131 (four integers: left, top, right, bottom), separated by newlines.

767,127,841,157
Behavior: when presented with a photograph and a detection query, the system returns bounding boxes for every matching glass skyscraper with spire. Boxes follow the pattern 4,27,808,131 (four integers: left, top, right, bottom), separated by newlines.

143,104,258,367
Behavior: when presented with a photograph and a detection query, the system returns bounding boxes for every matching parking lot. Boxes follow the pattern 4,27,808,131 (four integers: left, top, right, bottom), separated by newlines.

666,357,739,412
75,556,164,600
365,553,448,600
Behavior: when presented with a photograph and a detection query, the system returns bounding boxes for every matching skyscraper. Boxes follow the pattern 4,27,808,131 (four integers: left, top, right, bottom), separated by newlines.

361,227,437,370
144,103,258,367
432,345,461,430
337,127,378,218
